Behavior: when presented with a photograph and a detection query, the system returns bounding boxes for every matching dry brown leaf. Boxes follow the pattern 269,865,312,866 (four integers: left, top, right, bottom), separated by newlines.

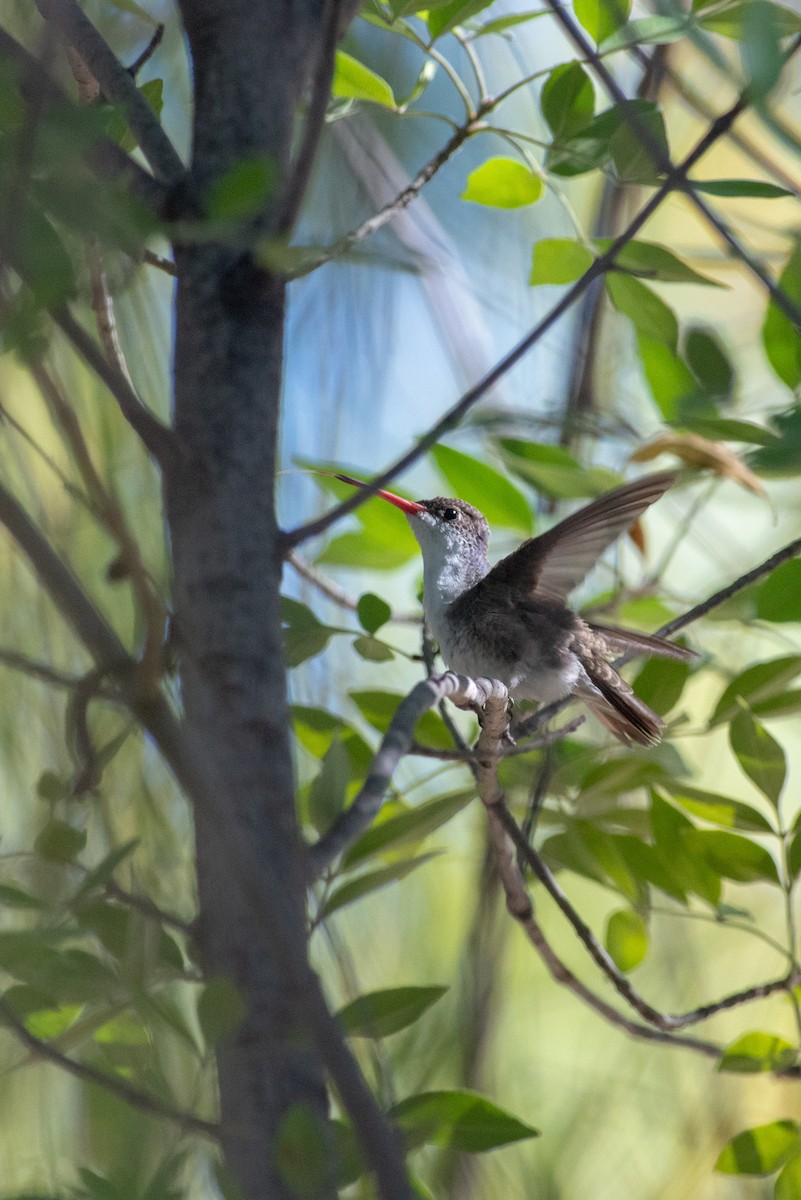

630,433,766,497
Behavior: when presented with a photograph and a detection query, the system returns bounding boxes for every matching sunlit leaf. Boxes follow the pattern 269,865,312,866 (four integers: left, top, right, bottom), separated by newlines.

605,909,648,971
427,0,497,38
343,790,474,867
659,781,773,832
601,241,723,287
499,440,620,498
710,656,801,725
680,418,776,446
350,689,454,750
357,593,392,635
574,0,631,42
337,985,447,1037
462,157,543,208
700,0,801,37
390,1090,540,1152
763,243,801,389
776,1152,801,1199
332,52,396,108
719,1031,796,1074
635,337,697,419
540,63,595,141
430,444,534,532
530,238,595,285
715,1120,800,1175
682,829,780,884
757,561,801,622
730,707,786,808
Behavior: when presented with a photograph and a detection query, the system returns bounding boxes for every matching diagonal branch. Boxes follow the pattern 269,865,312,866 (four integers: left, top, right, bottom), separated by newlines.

34,0,185,186
285,85,762,548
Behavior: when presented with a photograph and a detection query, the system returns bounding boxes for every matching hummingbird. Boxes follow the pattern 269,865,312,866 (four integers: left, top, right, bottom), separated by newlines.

336,470,694,745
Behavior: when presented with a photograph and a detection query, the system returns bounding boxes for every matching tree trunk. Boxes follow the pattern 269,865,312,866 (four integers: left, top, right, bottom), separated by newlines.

167,4,330,1196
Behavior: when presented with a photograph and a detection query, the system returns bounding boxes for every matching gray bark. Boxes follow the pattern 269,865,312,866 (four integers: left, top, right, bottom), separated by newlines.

168,3,330,1196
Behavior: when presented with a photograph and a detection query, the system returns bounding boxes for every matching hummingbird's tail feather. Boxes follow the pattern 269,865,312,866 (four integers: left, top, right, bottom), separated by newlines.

576,666,664,746
587,623,696,663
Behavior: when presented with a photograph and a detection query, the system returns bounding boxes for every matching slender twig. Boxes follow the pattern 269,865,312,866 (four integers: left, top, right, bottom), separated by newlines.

0,647,82,688
51,306,174,466
285,84,763,549
287,549,421,623
35,0,185,186
85,241,135,385
127,23,164,78
104,879,194,936
276,0,343,235
0,996,218,1136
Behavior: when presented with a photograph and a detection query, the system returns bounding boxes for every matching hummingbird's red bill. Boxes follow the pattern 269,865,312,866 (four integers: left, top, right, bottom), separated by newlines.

335,473,426,515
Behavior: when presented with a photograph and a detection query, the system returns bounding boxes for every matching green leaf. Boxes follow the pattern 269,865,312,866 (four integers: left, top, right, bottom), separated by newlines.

281,597,340,667
574,0,631,42
776,1152,801,1199
693,178,794,199
0,883,45,910
540,63,595,141
608,102,668,183
207,156,276,220
472,10,550,36
337,986,447,1037
599,14,692,50
741,0,784,99
94,1012,150,1046
637,335,698,419
715,1120,800,1175
35,821,86,863
700,0,801,37
650,791,721,906
357,593,392,635
25,1003,82,1040
461,157,543,208
430,445,534,532
498,440,620,498
682,829,780,884
530,238,595,285
274,1106,332,1198
198,977,247,1048
605,909,648,972
318,855,438,919
659,781,773,832
730,707,786,808
350,689,454,750
390,1090,539,1152
332,51,396,108
631,653,691,716
787,830,801,879
343,790,474,867
73,839,140,900
309,741,350,832
352,635,394,662
679,418,775,445
601,240,723,288
606,275,678,349
757,560,801,622
751,406,801,476
719,1031,796,1074
763,243,801,390
426,0,496,38
710,656,801,725
313,475,422,569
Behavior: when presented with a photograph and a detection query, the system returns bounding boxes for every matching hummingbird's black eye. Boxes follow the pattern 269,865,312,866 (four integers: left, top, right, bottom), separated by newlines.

442,507,459,521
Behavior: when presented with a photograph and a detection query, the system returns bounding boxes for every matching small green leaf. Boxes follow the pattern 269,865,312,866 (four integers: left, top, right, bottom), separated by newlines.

94,1012,149,1045
426,0,496,38
498,440,620,498
605,909,648,972
680,418,775,445
0,884,45,910
430,445,534,532
683,324,735,395
35,821,86,863
198,977,247,1048
631,653,691,716
333,51,396,108
343,790,474,867
693,179,794,199
601,240,723,287
574,0,631,42
25,1003,82,1039
357,593,392,635
472,9,549,36
309,741,350,832
318,855,438,919
683,829,780,884
608,103,668,183
390,1090,539,1152
281,597,340,667
763,243,801,390
715,1120,800,1175
207,156,276,220
788,830,801,879
719,1031,797,1074
730,707,786,808
711,656,801,725
36,770,69,802
461,157,543,208
776,1152,801,1199
599,14,692,50
73,840,140,900
637,334,697,420
700,0,801,37
274,1106,332,1197
660,782,773,832
540,63,595,141
350,689,454,750
741,0,784,99
530,238,595,285
337,985,447,1037
757,561,801,622
606,275,678,349
352,635,394,662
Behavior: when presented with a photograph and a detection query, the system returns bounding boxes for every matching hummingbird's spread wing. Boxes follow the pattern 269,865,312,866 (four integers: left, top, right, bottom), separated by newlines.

486,472,678,602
